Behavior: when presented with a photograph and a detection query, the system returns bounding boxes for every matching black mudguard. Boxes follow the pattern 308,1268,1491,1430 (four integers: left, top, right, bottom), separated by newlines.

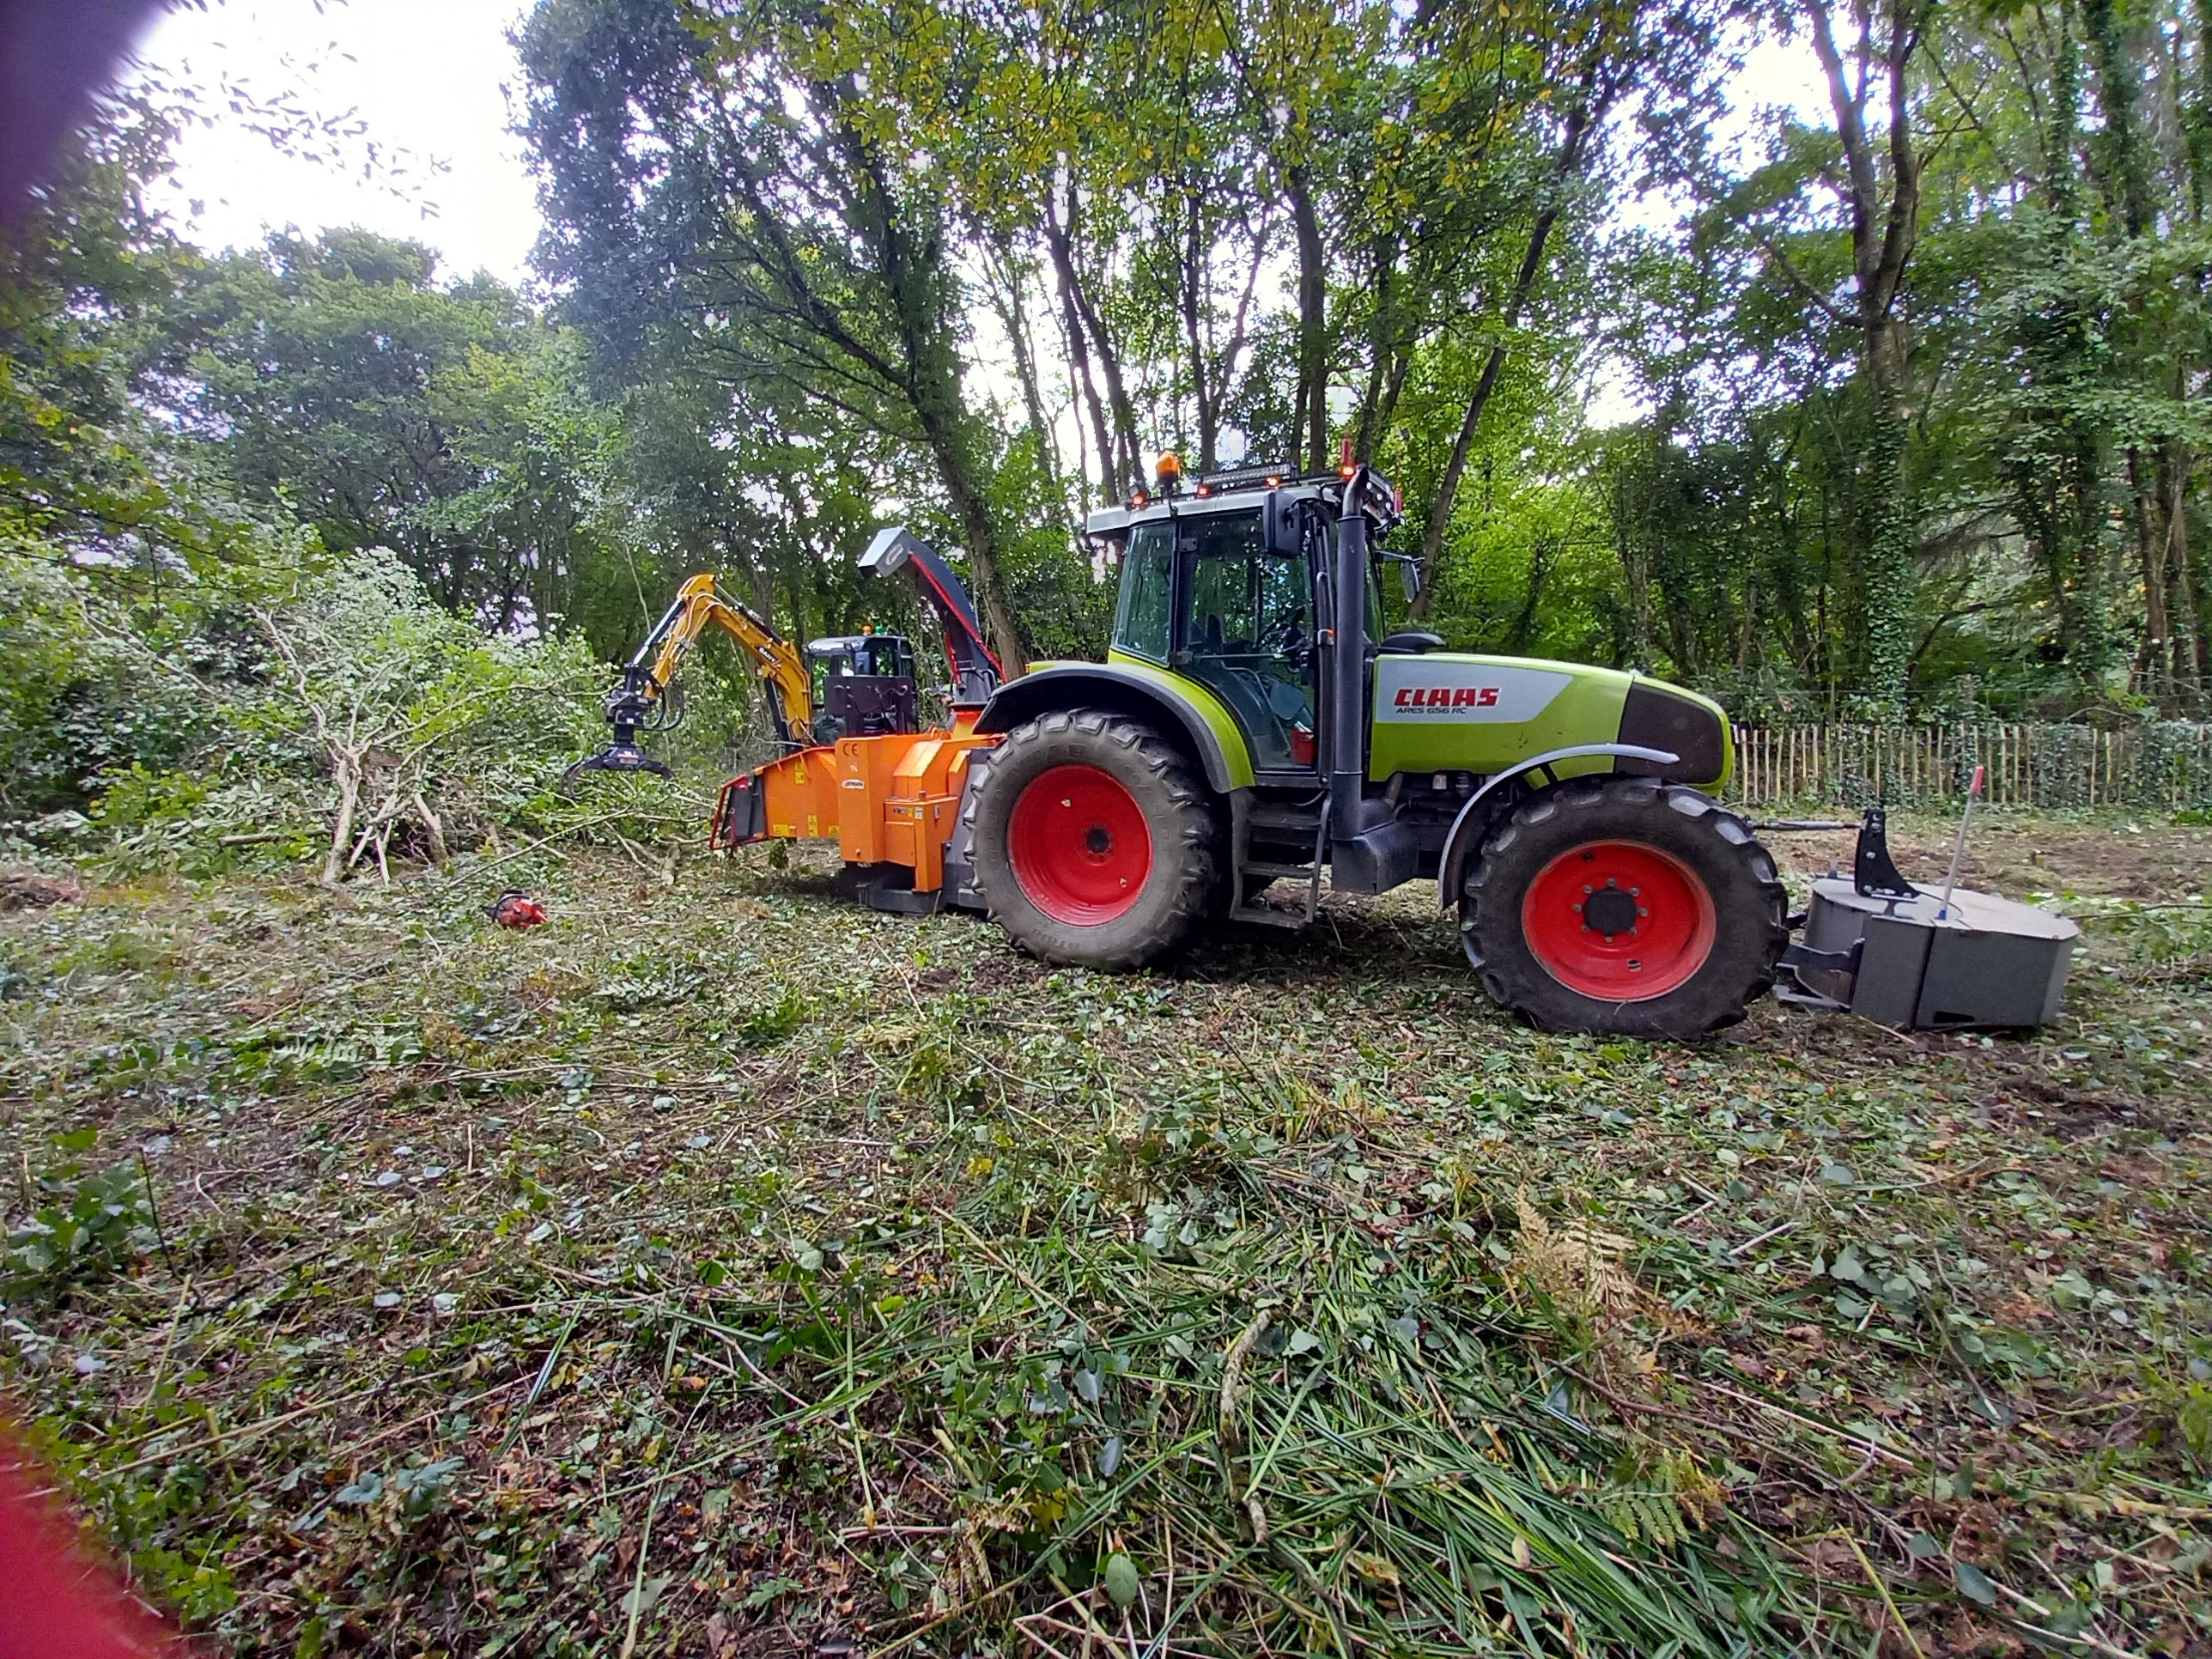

709,771,769,850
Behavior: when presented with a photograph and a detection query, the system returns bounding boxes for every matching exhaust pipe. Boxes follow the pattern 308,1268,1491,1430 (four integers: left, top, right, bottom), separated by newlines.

1328,470,1370,842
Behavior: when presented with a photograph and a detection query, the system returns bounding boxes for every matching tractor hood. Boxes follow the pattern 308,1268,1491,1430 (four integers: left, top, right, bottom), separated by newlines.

1368,654,1733,791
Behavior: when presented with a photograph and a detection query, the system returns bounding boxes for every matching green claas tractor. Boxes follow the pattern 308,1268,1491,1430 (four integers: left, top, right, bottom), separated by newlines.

937,456,1788,1039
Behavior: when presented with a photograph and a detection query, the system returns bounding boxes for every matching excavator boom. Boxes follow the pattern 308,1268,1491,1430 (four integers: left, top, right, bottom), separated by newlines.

566,574,813,785
641,575,814,749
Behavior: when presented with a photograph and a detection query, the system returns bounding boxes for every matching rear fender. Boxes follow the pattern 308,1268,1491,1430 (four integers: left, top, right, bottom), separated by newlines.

1434,743,1680,911
975,664,1252,793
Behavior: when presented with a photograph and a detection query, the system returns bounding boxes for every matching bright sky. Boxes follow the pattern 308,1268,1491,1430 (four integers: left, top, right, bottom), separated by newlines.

132,0,542,286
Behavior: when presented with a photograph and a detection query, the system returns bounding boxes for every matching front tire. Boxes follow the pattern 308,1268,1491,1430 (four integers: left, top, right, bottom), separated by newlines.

969,712,1218,969
1461,777,1786,1038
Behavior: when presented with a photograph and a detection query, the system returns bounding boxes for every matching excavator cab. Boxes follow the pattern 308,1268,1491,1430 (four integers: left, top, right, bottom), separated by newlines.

808,632,919,744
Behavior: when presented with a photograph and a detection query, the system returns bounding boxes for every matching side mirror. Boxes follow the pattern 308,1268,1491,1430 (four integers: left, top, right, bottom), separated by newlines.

1378,551,1420,605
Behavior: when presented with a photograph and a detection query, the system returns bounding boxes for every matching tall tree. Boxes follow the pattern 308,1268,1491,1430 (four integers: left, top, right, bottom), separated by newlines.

150,229,615,635
1407,0,1723,612
1800,0,1928,708
519,0,1033,671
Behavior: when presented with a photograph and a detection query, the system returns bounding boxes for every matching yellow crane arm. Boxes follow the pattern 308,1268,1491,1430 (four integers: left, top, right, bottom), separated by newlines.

567,574,814,786
637,574,814,748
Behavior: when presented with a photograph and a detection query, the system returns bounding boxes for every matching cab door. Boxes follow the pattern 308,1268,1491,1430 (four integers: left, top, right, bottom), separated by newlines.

1173,509,1317,776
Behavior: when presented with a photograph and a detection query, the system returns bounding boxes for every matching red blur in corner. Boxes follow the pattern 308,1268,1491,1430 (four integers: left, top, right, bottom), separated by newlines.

0,1427,178,1659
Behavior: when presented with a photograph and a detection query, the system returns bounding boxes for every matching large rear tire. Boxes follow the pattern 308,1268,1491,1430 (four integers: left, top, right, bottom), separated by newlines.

969,712,1218,969
1461,777,1786,1038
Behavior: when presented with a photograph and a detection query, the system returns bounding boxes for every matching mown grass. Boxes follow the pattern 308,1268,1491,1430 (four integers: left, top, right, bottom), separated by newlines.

2,811,2209,1656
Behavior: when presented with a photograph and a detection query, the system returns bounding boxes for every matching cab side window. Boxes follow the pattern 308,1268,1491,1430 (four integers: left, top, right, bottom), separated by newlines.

1112,521,1173,661
1186,512,1267,648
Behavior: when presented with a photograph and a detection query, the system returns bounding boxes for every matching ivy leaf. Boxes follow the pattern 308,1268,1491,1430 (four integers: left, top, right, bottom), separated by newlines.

1103,1553,1140,1608
1954,1561,1998,1607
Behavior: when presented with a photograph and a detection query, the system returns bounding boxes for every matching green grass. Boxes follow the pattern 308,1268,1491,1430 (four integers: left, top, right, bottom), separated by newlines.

2,815,2208,1656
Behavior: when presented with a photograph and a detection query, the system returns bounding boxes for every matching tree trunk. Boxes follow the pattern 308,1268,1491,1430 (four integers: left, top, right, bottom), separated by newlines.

914,396,1028,675
1805,0,1925,709
994,235,1060,492
1372,348,1413,455
1043,185,1140,490
2063,430,2109,703
2193,0,2212,225
1087,310,1141,490
2130,447,2172,703
2081,0,2155,238
1056,270,1117,503
2166,440,2209,698
1044,191,1127,498
1620,532,1654,672
1285,164,1328,472
321,751,362,886
1859,323,1916,705
1179,191,1217,471
1353,238,1401,460
830,116,1028,674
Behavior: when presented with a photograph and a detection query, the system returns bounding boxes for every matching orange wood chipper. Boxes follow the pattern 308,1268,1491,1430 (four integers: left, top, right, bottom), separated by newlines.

709,529,1009,913
571,527,1009,915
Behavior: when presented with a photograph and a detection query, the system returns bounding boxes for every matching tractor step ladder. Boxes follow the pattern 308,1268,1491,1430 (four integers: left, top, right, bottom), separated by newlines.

1230,794,1328,929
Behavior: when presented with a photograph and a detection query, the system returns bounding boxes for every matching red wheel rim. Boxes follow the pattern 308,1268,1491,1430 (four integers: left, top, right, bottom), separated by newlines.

1521,839,1716,1001
1007,764,1152,925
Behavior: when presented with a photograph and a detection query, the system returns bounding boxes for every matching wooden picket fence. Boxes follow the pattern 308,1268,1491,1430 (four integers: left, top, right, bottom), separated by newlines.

1729,721,2212,811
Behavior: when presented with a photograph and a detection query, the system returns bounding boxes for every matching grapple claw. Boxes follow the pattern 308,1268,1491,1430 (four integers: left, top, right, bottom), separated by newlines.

562,743,673,789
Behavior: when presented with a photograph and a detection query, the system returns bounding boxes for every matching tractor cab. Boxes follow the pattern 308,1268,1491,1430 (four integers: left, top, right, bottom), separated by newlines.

807,632,918,744
1081,459,1406,785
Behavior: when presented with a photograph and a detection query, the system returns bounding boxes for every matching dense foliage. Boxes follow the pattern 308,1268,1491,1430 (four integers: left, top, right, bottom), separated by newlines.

5,0,2212,847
